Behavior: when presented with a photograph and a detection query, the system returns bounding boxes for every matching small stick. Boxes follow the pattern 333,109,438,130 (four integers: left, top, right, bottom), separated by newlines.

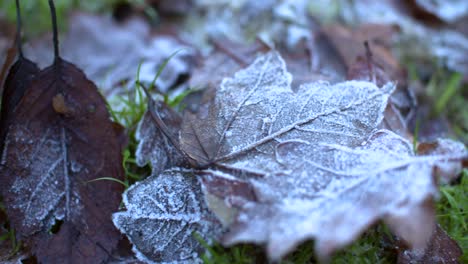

364,41,376,84
210,37,248,66
48,0,60,60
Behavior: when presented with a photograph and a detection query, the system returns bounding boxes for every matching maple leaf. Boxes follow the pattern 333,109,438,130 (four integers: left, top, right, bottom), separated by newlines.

112,169,222,263
180,51,392,167
0,1,124,263
117,51,466,262
181,51,467,260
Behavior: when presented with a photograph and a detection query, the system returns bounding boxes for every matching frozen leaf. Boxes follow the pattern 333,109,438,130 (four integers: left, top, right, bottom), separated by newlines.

182,0,312,52
112,169,222,263
0,0,39,154
23,13,195,98
135,100,185,175
181,51,393,167
0,3,124,263
414,0,468,23
176,52,467,260
216,130,466,260
332,0,468,77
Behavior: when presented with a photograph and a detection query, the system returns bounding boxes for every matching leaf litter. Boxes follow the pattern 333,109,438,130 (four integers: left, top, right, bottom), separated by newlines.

23,12,195,102
115,51,467,263
0,1,125,263
0,1,467,263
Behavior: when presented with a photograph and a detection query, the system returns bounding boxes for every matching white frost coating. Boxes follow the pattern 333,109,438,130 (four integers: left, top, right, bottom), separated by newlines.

182,51,394,170
134,102,184,176
185,52,468,260
4,125,83,233
219,129,467,260
415,0,468,23
112,169,222,263
23,13,195,100
335,0,468,78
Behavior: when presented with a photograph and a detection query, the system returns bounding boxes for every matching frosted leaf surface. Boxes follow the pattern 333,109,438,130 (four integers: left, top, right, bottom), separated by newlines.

216,130,467,260
0,59,124,263
24,13,194,99
333,0,468,78
176,52,467,260
113,169,222,263
181,51,393,169
415,0,468,23
135,101,185,176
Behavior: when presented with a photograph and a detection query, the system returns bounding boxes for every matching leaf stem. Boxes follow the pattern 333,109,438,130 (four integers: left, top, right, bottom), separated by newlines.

15,0,23,58
48,0,60,60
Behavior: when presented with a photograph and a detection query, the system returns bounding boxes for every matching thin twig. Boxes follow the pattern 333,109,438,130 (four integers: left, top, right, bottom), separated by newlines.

15,0,23,58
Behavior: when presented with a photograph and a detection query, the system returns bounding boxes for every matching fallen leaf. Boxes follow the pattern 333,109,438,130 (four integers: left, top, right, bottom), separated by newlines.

179,52,467,260
0,1,40,154
112,169,222,263
322,23,404,86
332,0,468,78
23,13,195,98
135,100,185,176
0,2,124,263
180,51,392,167
0,17,16,83
182,0,312,52
345,41,413,138
412,0,468,23
397,224,463,264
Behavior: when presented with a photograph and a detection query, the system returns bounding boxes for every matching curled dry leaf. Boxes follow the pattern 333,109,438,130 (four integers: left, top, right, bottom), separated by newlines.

112,169,222,263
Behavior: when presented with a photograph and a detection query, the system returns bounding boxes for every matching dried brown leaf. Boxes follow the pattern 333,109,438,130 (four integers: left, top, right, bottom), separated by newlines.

0,56,125,263
24,13,195,97
0,5,125,261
